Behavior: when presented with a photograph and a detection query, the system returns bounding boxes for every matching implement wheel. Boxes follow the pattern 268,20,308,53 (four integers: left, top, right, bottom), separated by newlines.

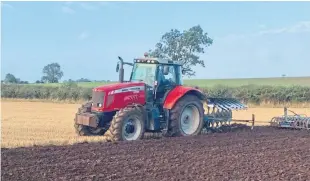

104,106,145,141
169,95,204,136
74,101,105,136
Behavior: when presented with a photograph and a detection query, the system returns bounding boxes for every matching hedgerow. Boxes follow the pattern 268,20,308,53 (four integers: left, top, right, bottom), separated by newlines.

1,82,92,101
1,83,310,105
202,84,310,105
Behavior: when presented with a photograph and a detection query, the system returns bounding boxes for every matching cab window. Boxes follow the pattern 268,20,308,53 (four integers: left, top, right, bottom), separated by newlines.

131,63,157,85
157,65,177,84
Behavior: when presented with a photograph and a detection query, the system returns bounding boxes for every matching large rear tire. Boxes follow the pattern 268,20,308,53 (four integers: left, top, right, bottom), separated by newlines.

169,95,205,136
104,106,145,141
74,101,105,136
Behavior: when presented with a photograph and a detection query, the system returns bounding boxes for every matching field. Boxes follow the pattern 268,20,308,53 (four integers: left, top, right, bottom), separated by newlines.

2,127,310,181
2,100,310,148
2,125,310,180
2,100,310,180
30,76,310,88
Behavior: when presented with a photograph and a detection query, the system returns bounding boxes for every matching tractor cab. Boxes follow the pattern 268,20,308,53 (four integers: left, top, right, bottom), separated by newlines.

116,53,184,104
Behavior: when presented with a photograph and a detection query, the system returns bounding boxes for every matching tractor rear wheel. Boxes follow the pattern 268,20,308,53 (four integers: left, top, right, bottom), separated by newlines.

169,95,204,136
74,101,105,136
104,106,145,141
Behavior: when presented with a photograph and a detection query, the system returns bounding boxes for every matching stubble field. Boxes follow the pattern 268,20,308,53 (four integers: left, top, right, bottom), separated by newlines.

1,100,310,148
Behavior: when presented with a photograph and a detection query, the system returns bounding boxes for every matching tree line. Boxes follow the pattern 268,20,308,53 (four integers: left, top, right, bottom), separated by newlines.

2,83,310,106
3,63,64,84
2,63,111,84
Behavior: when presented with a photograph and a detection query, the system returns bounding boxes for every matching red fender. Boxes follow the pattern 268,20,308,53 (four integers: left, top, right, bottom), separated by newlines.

163,86,207,110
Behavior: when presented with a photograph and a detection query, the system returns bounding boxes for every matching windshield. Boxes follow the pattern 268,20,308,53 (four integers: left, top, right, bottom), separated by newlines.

131,63,157,85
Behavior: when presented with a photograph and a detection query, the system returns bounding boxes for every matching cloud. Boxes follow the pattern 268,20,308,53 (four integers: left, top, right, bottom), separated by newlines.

61,2,100,14
62,6,75,14
287,21,310,33
258,28,287,35
78,32,90,40
60,2,120,14
218,20,310,40
1,2,13,9
258,21,310,35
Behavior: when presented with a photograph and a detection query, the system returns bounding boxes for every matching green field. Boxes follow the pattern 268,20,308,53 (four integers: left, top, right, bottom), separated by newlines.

31,76,310,88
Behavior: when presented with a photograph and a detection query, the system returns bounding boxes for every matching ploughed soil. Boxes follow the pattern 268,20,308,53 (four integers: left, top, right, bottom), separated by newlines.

2,126,310,181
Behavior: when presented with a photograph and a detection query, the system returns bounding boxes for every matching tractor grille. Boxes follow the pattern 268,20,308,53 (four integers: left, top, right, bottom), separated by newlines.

92,91,105,108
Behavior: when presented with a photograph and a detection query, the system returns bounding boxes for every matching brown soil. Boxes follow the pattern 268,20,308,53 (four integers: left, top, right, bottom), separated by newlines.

2,126,310,181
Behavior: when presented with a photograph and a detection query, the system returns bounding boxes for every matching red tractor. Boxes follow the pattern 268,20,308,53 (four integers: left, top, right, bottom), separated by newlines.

74,53,247,141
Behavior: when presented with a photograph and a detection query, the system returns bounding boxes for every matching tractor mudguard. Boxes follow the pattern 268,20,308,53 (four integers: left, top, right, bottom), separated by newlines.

163,86,207,110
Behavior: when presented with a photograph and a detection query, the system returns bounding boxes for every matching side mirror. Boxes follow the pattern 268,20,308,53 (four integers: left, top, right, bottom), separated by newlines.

181,69,186,75
116,63,119,72
163,66,169,75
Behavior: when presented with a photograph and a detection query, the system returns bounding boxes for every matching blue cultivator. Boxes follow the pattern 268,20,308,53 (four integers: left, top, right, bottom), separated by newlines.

202,98,250,133
270,107,310,130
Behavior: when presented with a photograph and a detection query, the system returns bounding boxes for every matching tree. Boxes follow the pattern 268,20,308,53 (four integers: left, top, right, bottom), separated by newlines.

3,73,29,84
4,73,18,83
149,25,213,77
41,63,64,83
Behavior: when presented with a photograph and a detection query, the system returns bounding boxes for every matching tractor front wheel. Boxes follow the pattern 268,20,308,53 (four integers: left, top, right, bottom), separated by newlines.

104,106,145,141
74,101,105,136
169,95,204,136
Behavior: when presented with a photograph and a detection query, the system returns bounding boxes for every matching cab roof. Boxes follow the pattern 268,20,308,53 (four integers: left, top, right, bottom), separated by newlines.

133,57,183,66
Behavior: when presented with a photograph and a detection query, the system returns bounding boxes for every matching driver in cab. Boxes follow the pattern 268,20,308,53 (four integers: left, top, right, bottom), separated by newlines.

158,65,170,86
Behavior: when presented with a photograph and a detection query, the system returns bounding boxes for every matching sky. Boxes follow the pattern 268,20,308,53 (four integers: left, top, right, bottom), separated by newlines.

1,1,310,82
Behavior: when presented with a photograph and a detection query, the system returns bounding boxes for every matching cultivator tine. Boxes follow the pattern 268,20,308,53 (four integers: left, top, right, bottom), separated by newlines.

223,99,244,110
213,100,230,111
206,98,247,111
213,99,231,110
219,99,242,110
228,99,248,110
203,97,249,132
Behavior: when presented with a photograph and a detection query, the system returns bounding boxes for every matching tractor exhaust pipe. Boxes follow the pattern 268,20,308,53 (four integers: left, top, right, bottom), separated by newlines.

116,56,133,83
118,56,124,83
